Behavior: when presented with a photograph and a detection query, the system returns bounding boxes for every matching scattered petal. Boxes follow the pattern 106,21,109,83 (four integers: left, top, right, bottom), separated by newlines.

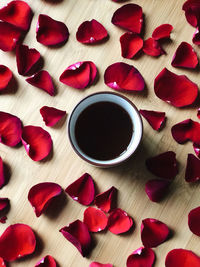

26,70,55,96
182,0,200,28
36,14,69,46
83,207,108,232
0,223,36,261
108,208,133,234
145,179,170,202
198,108,200,119
0,216,7,224
94,186,117,213
152,24,173,40
143,38,165,57
40,106,66,127
65,173,95,205
192,27,200,45
188,206,200,236
111,4,143,33
60,220,92,257
0,198,9,213
0,257,6,266
165,249,200,267
35,255,57,267
21,125,53,161
0,65,13,91
193,142,200,158
139,109,166,131
141,218,170,248
126,247,155,267
120,32,143,58
90,263,113,267
0,157,5,189
154,68,198,107
76,19,108,44
146,151,178,179
185,154,200,182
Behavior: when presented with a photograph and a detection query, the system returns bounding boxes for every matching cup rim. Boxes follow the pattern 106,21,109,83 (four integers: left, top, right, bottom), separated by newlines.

67,91,143,167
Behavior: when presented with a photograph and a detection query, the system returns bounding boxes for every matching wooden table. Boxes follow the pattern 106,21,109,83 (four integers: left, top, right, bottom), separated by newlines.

0,0,199,266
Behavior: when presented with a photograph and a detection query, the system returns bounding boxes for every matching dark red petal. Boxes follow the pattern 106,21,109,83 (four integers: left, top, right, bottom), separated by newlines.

60,61,97,89
26,71,55,96
152,24,173,40
21,125,53,161
185,154,200,182
59,220,92,257
126,247,155,267
0,158,5,189
0,257,6,266
146,151,178,180
65,173,95,205
197,108,200,119
28,182,62,217
16,44,41,76
192,27,200,45
0,111,22,147
188,206,200,236
0,223,36,261
36,14,69,46
104,62,145,91
108,208,133,234
182,0,200,28
111,4,143,33
143,38,165,57
90,263,113,267
171,119,200,144
154,68,198,107
83,207,108,232
0,1,33,31
145,179,170,202
171,42,198,69
0,65,13,91
0,216,7,224
120,32,143,58
193,142,200,158
165,249,200,267
40,106,66,127
94,186,117,213
139,109,166,131
35,255,57,267
76,19,108,44
141,218,170,248
0,198,9,213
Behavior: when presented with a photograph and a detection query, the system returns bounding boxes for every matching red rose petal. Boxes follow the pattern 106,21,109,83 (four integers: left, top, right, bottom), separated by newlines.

0,198,9,213
192,27,200,45
94,186,117,213
126,247,155,267
165,249,200,267
0,158,5,189
40,106,66,127
111,4,143,33
185,154,200,182
145,179,170,202
193,142,200,158
188,206,200,236
120,32,143,58
182,0,200,28
0,257,6,266
171,42,198,69
83,207,108,232
143,38,165,57
36,14,69,46
0,111,22,147
0,1,33,31
0,223,36,261
28,182,62,217
104,62,145,91
90,263,113,267
65,173,95,205
139,109,166,131
197,108,200,119
21,125,53,161
154,68,198,107
35,255,57,267
141,218,170,248
26,71,55,96
146,151,178,180
0,65,13,91
60,220,92,257
108,208,133,234
76,19,108,44
60,61,97,89
152,24,173,40
0,216,7,224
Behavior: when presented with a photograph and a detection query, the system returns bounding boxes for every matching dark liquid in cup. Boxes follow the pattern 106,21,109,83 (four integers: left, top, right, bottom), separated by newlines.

75,101,133,160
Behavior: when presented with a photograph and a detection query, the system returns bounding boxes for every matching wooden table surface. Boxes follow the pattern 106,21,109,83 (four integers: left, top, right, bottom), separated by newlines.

0,0,200,266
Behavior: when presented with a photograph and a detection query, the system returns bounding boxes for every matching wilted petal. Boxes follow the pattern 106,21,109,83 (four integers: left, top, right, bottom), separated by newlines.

165,249,200,267
0,65,12,91
145,179,170,202
182,0,200,27
83,207,108,232
40,106,66,127
140,109,166,131
143,38,165,57
34,255,57,267
152,24,173,40
185,154,200,182
188,206,200,236
95,186,117,213
120,32,143,58
0,216,7,224
108,208,133,234
0,198,9,214
126,247,155,267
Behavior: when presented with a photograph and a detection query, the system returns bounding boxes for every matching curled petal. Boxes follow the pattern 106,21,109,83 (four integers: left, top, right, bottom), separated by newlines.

126,247,155,267
60,61,97,89
111,4,143,33
83,207,108,232
0,257,6,266
185,154,200,182
35,255,57,267
0,157,5,189
95,186,117,213
141,218,170,248
139,109,166,131
90,263,113,267
60,220,92,257
36,14,69,46
120,32,143,58
171,42,198,69
0,223,36,261
26,70,55,96
145,179,170,202
165,249,200,267
0,65,12,91
154,68,198,107
108,208,133,234
146,151,178,180
188,206,200,236
0,111,22,147
0,198,9,213
21,125,53,161
76,19,108,44
104,62,145,91
182,0,200,28
28,182,62,217
193,27,200,45
143,38,165,57
152,24,173,40
65,173,95,205
40,106,66,127
0,216,7,224
193,142,200,158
